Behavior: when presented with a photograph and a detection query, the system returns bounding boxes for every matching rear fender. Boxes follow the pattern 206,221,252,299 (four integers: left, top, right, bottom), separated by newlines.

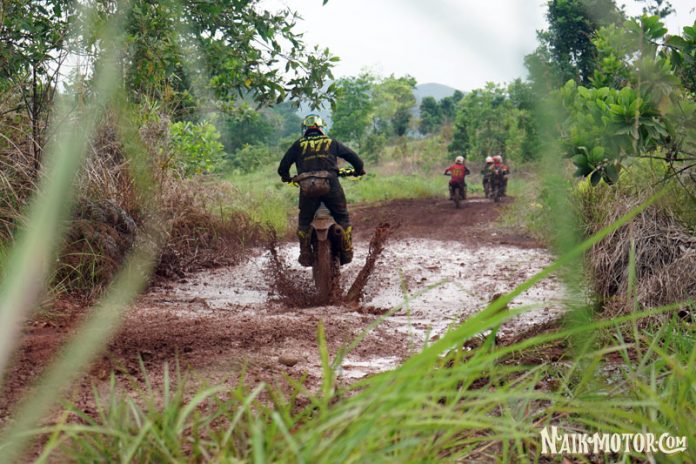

312,203,335,242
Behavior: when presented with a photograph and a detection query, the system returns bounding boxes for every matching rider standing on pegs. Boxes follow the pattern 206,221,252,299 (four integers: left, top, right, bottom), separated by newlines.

278,114,365,267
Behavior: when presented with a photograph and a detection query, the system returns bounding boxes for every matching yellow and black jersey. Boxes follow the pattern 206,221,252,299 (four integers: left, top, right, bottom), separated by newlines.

277,129,364,179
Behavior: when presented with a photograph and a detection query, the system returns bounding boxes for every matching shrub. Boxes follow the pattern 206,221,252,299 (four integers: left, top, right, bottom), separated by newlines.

170,120,226,175
228,143,278,174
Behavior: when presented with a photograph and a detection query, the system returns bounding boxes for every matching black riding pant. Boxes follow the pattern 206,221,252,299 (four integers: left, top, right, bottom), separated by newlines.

449,180,466,196
298,176,350,230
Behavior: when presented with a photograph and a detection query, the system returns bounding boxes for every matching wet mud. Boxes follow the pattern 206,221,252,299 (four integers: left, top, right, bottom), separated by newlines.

2,196,566,419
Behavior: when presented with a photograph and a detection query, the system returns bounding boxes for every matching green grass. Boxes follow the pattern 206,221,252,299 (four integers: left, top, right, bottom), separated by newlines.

496,166,549,242
223,165,477,236
2,3,694,462
36,294,696,463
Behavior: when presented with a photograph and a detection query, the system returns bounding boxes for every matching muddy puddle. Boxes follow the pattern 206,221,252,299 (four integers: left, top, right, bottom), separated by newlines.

139,236,565,383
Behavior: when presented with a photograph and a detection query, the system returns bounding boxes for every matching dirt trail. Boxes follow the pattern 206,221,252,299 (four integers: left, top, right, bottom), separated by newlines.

1,196,565,418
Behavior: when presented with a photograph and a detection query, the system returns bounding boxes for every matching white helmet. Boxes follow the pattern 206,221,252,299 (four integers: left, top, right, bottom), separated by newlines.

455,156,464,164
485,156,493,163
493,155,503,163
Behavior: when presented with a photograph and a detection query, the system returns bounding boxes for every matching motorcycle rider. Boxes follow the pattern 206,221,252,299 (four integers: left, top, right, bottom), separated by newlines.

481,156,494,196
491,155,510,196
278,114,365,267
444,156,470,200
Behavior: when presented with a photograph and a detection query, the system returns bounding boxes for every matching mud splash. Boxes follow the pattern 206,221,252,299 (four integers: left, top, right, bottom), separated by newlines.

346,223,392,303
266,224,392,308
266,238,317,308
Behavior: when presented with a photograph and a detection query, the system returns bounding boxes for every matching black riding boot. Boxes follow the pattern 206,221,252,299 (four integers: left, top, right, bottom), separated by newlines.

339,226,353,264
297,228,313,267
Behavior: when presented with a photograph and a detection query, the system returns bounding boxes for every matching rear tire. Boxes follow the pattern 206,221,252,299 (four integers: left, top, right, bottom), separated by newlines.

454,188,461,209
313,239,338,304
492,175,502,203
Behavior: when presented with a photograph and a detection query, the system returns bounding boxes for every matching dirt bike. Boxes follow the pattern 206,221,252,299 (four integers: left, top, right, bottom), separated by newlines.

489,167,506,203
291,168,363,304
444,174,467,209
483,174,492,199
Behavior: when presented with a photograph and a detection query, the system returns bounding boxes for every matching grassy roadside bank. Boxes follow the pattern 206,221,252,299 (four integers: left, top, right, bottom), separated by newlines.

224,165,484,237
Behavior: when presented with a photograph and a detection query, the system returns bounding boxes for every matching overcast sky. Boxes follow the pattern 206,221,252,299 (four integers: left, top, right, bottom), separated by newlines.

271,0,696,91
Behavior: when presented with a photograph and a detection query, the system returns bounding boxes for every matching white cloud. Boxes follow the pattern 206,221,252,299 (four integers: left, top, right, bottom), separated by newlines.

270,0,695,91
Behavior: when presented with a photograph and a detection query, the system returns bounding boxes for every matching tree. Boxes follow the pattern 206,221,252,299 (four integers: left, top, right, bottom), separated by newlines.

562,16,696,185
330,74,374,144
218,103,274,154
439,90,464,123
372,75,417,137
78,0,338,112
449,83,539,162
419,96,442,134
525,0,623,89
636,0,674,18
0,0,76,170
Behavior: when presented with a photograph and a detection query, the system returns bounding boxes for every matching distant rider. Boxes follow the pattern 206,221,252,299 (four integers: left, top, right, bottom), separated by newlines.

278,114,365,267
481,156,494,195
444,156,470,199
490,155,510,196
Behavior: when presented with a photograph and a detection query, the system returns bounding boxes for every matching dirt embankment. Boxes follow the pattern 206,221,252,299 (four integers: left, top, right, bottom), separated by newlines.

1,196,565,420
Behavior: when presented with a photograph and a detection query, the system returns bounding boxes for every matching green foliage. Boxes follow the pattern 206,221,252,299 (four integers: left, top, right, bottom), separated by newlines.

0,0,76,165
525,0,624,90
439,89,464,122
170,120,225,175
265,102,304,143
372,74,417,136
229,144,277,174
331,73,418,145
449,82,539,162
361,133,387,163
218,103,274,154
330,74,375,144
419,96,442,134
559,16,696,186
636,0,675,18
666,23,696,94
79,0,337,109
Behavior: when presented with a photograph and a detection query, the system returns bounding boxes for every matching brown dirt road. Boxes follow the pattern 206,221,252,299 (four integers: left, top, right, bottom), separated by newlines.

0,196,565,421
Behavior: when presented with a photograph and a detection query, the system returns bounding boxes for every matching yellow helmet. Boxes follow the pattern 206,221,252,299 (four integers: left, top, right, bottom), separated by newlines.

302,114,325,132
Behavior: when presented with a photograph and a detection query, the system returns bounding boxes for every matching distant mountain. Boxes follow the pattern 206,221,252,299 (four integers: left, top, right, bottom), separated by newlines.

414,83,461,104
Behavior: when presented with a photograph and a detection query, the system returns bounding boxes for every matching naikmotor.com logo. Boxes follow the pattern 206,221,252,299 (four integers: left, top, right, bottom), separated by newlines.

540,426,688,456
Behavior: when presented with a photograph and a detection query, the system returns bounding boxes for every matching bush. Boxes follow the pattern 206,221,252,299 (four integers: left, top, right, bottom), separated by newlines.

576,166,696,314
170,120,226,175
228,144,278,174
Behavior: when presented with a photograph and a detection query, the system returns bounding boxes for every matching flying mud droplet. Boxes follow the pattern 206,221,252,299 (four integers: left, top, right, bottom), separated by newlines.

265,224,392,308
266,237,318,308
346,223,392,303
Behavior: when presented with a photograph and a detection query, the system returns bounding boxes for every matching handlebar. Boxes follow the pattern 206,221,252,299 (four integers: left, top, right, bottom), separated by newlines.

284,168,366,186
338,167,365,178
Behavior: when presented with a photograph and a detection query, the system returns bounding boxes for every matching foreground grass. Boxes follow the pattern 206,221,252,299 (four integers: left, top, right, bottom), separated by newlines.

32,304,694,463
25,187,696,462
